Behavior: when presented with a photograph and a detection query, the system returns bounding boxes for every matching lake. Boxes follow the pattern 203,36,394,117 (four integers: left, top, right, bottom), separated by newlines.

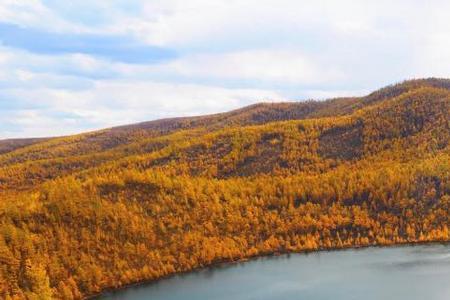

99,244,450,300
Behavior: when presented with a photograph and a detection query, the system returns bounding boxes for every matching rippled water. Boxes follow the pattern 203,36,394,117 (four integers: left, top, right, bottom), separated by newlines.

99,244,450,300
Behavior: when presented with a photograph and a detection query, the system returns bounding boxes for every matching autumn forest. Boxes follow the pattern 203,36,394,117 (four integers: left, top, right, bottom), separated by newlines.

0,78,449,299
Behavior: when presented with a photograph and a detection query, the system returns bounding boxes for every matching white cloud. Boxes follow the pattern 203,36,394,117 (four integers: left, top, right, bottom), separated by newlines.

0,0,91,33
413,32,450,78
164,50,344,85
107,0,418,47
0,47,117,86
15,69,35,81
0,44,345,90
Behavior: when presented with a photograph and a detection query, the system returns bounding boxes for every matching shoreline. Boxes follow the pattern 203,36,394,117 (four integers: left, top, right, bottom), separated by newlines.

86,239,450,299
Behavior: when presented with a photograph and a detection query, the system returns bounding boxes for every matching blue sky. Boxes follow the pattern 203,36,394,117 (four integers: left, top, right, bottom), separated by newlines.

1,0,449,138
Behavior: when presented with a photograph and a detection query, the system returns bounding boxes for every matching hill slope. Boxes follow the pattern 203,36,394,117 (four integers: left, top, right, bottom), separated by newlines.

0,79,449,299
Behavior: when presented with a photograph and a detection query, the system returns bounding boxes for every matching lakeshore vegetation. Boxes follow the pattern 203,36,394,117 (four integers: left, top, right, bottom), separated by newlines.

0,78,449,299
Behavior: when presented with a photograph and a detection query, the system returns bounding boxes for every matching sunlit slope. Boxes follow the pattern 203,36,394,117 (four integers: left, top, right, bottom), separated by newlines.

0,79,449,299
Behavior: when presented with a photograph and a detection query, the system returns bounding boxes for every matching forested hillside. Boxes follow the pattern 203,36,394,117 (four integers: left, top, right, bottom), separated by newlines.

0,79,449,299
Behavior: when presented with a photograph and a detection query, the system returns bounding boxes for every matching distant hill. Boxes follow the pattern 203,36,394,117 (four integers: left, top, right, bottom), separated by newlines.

0,78,449,299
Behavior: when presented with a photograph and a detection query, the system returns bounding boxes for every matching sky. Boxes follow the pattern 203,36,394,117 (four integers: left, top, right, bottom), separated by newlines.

1,0,450,138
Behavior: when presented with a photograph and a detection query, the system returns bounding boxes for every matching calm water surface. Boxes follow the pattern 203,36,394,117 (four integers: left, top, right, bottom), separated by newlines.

100,244,450,300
